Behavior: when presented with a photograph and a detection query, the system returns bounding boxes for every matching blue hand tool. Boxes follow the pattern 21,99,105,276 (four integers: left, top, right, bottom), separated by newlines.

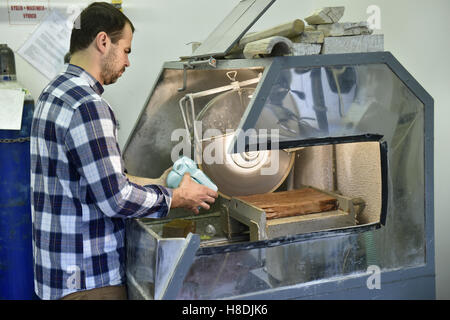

166,156,218,192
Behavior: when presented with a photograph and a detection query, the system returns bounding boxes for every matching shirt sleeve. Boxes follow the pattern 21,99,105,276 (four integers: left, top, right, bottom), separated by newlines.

64,99,172,219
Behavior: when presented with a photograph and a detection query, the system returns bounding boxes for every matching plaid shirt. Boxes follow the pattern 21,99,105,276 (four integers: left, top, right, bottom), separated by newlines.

30,64,172,300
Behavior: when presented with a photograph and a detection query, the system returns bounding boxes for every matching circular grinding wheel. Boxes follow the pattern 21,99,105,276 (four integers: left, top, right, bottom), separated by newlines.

195,87,294,198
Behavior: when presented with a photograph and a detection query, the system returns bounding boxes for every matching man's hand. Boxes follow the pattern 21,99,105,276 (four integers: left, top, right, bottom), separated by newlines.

171,173,218,214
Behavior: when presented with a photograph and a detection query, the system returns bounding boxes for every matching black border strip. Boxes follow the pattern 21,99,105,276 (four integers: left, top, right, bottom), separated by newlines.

197,223,381,256
232,133,384,153
380,141,389,226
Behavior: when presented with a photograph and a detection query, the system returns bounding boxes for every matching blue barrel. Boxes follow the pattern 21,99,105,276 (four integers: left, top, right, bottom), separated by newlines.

0,88,37,299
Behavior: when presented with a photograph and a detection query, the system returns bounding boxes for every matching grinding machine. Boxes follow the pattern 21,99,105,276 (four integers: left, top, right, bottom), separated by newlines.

122,0,434,299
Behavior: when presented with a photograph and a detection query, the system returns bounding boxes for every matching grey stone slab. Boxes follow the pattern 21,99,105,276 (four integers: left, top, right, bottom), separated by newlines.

315,21,373,37
291,43,322,56
322,34,384,54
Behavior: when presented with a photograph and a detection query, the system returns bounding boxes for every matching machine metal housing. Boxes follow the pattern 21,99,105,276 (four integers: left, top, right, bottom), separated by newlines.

121,0,433,301
122,52,434,300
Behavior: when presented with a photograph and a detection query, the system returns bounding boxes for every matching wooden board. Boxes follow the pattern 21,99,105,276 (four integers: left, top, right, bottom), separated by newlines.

236,188,338,220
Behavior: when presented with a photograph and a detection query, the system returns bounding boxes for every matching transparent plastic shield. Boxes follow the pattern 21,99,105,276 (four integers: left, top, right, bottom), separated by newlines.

235,64,409,150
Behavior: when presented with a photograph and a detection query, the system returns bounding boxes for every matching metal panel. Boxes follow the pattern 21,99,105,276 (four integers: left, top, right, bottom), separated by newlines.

226,267,435,300
160,233,200,300
188,0,275,59
0,95,35,299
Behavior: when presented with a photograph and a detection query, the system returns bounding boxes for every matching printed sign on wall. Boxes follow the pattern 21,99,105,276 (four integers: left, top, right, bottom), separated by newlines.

17,10,71,79
7,0,49,25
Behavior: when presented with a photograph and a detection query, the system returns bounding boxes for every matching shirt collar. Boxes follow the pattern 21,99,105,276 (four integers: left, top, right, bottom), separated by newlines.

65,64,104,95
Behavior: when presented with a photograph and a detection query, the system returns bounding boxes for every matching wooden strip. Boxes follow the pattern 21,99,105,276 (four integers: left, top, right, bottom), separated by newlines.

237,187,321,203
264,200,337,219
236,188,338,220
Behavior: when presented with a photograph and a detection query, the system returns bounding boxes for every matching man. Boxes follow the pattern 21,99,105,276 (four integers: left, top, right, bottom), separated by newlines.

30,2,217,300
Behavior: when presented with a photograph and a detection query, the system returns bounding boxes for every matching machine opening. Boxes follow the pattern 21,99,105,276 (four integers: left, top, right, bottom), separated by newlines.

220,139,385,243
142,138,386,250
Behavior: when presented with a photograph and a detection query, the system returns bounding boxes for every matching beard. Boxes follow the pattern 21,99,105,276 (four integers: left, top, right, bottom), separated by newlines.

101,47,125,85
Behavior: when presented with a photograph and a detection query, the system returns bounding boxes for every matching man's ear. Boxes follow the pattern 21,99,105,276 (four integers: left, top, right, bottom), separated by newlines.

95,31,110,54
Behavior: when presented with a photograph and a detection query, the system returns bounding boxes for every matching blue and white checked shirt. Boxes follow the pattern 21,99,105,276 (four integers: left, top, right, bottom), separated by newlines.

30,64,172,300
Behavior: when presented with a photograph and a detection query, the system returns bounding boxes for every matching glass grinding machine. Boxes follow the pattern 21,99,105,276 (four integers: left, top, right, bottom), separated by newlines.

122,0,434,299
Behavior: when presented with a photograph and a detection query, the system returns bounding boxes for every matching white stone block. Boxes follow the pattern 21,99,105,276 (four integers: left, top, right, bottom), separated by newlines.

322,34,384,54
316,21,373,37
291,43,322,56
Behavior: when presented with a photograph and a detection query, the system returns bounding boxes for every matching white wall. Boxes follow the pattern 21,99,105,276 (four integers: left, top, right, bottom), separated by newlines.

1,0,449,298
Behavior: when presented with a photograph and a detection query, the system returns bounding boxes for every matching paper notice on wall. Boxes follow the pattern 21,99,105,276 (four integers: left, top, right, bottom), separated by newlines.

0,89,25,130
17,10,71,80
7,0,49,25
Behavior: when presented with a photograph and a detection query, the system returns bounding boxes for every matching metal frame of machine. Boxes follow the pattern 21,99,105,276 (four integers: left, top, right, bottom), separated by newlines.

123,51,434,299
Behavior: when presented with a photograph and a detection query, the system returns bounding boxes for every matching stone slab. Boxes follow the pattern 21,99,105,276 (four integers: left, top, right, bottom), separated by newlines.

315,21,373,37
321,34,384,54
291,43,322,56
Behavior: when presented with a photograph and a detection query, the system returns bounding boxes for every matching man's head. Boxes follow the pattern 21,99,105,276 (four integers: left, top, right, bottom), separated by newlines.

70,2,134,85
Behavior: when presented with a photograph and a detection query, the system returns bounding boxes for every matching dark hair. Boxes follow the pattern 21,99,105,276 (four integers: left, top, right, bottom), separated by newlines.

64,52,71,64
69,2,135,54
